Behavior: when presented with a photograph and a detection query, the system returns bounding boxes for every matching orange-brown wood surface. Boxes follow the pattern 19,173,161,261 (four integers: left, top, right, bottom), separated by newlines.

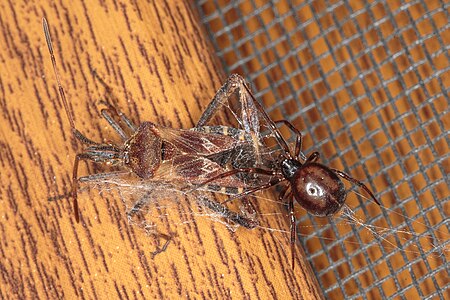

0,1,324,299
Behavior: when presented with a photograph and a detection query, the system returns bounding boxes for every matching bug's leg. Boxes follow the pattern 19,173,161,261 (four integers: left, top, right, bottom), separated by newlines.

239,198,257,221
200,75,297,162
73,129,98,145
48,193,71,202
198,197,259,229
100,106,130,141
199,75,263,161
198,75,268,167
78,170,131,184
122,192,173,257
91,68,115,98
150,233,172,258
91,69,137,133
192,167,280,223
195,169,282,228
99,100,137,134
126,194,151,219
72,153,90,222
241,85,294,159
49,168,128,203
71,145,124,222
331,169,381,206
197,74,252,127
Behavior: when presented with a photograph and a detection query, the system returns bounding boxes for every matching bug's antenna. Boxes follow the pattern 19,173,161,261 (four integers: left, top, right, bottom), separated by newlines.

42,17,76,131
43,17,81,222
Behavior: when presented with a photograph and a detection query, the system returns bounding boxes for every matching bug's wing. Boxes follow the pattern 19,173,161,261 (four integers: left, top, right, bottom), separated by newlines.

156,127,245,156
153,154,248,189
156,126,278,187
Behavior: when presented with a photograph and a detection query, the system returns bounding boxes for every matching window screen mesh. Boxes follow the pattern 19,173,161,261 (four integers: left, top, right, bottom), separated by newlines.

195,1,449,299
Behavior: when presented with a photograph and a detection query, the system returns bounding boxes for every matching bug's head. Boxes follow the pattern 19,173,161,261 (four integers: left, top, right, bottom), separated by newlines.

290,162,347,217
124,122,162,179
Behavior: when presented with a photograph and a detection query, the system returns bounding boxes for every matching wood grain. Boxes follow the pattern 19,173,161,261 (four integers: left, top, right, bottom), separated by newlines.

0,1,324,299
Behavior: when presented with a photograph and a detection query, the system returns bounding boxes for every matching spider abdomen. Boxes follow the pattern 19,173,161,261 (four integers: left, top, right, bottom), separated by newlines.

291,163,346,216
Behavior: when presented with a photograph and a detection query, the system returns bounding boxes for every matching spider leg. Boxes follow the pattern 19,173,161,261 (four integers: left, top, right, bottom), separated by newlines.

287,190,296,269
305,151,320,163
192,167,279,194
331,169,381,206
221,176,285,205
278,184,290,203
275,184,296,268
274,120,306,161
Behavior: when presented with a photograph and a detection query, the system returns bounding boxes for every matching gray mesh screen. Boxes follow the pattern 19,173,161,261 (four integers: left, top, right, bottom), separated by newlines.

195,1,449,299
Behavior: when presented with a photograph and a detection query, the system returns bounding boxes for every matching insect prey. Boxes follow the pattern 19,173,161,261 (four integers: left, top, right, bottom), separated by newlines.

42,18,272,231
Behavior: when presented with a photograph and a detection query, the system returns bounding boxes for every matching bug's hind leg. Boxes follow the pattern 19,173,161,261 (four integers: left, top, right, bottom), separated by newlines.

149,233,172,258
197,74,253,127
197,196,259,229
125,192,174,257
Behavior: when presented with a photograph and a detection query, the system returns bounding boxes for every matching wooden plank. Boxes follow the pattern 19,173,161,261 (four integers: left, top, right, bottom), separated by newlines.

0,1,324,299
